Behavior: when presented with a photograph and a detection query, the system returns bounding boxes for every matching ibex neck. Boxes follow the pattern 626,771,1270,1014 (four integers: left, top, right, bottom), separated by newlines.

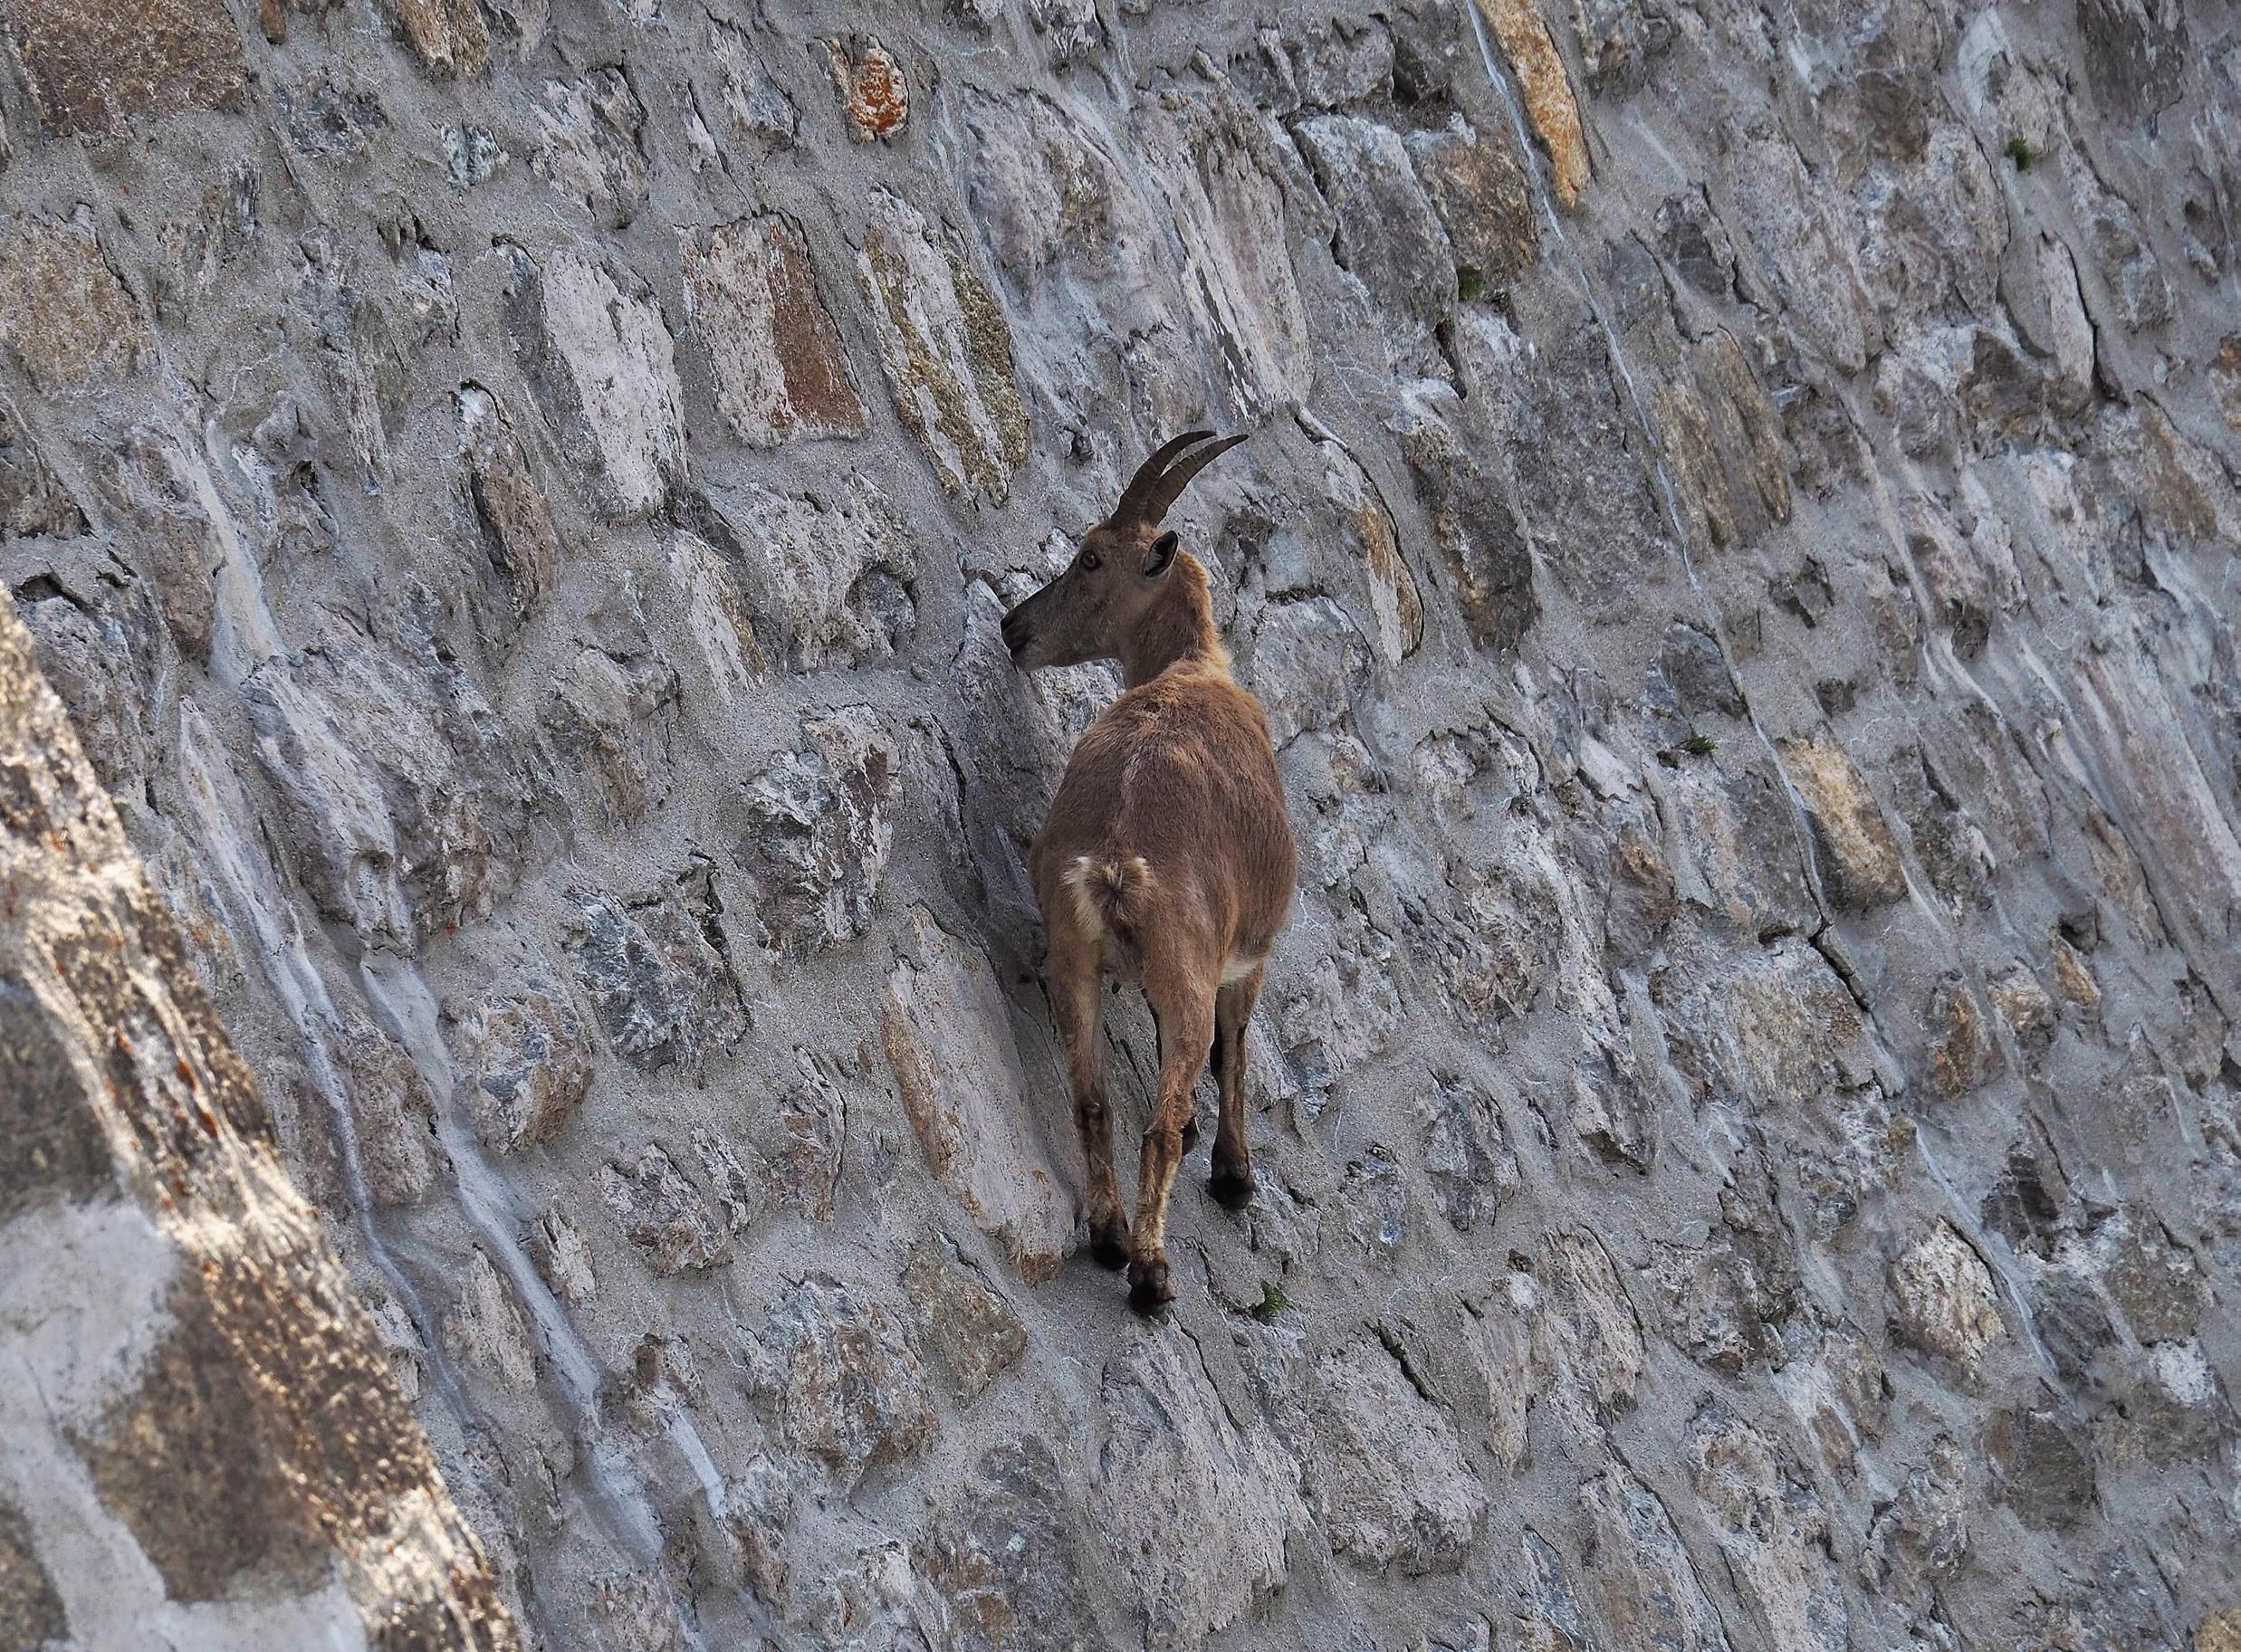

1121,555,1231,689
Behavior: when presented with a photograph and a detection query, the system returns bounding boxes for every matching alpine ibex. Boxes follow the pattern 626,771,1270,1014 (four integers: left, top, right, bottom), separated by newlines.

1001,431,1297,1314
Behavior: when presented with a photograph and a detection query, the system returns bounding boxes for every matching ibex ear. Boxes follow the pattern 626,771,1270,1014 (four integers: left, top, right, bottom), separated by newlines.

1143,530,1180,579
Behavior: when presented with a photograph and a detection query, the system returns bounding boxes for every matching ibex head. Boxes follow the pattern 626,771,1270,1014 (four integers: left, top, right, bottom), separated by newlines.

1001,430,1246,673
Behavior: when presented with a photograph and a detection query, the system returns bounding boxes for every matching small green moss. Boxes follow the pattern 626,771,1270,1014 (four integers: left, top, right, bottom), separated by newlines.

2006,136,2035,171
1456,264,1486,304
1250,1282,1290,1322
1683,732,1718,757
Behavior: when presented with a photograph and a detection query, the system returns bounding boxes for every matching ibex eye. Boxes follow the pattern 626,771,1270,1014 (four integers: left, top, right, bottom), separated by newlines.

1080,551,1102,571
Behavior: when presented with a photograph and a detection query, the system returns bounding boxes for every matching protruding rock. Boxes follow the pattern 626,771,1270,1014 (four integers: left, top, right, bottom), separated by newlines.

1308,1339,1486,1573
1687,1400,1850,1652
685,215,867,449
882,906,1073,1280
509,246,686,521
532,70,647,228
568,871,747,1074
822,35,907,140
900,1234,1028,1401
1097,1334,1304,1649
446,986,594,1153
0,219,149,393
443,1247,538,1392
1475,0,1590,206
599,1143,732,1275
1576,1461,1732,1651
333,1011,443,1205
1295,114,1455,332
1396,412,1537,654
1779,730,1909,911
710,480,916,669
0,0,245,133
1419,1076,1520,1232
91,432,217,660
1888,1220,2004,1372
458,386,561,618
734,707,896,958
1406,122,1539,297
753,1276,933,1481
390,0,487,79
918,1437,1094,1651
856,189,1028,501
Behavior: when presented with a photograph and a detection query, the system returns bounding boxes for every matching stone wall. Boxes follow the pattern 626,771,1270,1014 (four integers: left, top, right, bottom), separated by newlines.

2,0,2239,1647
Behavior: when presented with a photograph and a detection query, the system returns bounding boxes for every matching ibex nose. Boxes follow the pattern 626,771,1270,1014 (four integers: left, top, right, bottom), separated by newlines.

999,606,1029,659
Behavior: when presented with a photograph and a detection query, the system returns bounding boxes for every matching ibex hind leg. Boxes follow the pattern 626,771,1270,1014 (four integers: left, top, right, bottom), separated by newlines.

1129,981,1216,1315
1208,962,1266,1210
1049,928,1129,1270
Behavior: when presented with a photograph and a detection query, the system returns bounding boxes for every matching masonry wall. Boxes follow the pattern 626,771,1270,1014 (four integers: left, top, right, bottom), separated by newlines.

3,0,2241,1647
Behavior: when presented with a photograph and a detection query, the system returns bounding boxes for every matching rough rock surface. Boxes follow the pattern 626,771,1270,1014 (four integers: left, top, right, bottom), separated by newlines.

5,0,2241,1647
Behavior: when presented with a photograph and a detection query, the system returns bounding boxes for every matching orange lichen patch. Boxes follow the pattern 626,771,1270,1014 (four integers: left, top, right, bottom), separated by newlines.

824,36,907,141
1474,0,1590,208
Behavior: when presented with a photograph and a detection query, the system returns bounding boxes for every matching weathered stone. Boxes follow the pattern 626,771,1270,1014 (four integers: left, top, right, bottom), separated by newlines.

1420,1075,1520,1232
0,404,84,538
900,1233,1028,1401
446,985,594,1153
443,1246,538,1393
509,246,686,521
1986,1407,2096,1530
0,0,244,133
0,1489,66,1647
708,481,915,670
752,1275,932,1481
856,189,1027,501
1779,730,1909,911
1688,1400,1849,1652
332,1010,442,1205
245,617,528,943
1928,977,2002,1099
458,385,561,618
1296,114,1455,332
1097,1334,1304,1650
882,906,1073,1279
90,432,216,659
541,644,682,826
532,70,647,228
0,219,149,393
1275,937,1401,1095
1027,0,1101,63
765,1051,845,1219
276,68,386,158
599,1143,731,1275
568,870,747,1074
532,1208,596,1303
1888,1220,2004,1371
391,0,486,78
1397,411,1538,653
734,706,896,957
1251,597,1373,746
1537,1231,1647,1426
1307,1339,1486,1573
1577,1461,1732,1651
1477,0,1589,206
685,215,866,448
1861,1436,1968,1599
1406,122,1539,295
709,20,796,145
822,34,907,140
919,1437,1094,1651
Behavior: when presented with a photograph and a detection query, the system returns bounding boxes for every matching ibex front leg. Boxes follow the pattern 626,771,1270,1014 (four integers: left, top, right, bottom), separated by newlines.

1049,924,1128,1269
1129,974,1215,1314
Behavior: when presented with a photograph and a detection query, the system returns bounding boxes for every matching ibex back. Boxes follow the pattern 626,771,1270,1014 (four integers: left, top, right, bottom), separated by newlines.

1001,432,1298,1314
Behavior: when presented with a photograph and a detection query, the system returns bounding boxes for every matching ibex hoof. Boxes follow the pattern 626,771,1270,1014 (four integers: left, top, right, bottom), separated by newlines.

1208,1164,1256,1210
1089,1222,1131,1271
1127,1257,1173,1315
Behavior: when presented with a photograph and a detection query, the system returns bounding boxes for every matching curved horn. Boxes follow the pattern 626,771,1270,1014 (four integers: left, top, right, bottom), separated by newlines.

1110,429,1216,527
1137,431,1247,524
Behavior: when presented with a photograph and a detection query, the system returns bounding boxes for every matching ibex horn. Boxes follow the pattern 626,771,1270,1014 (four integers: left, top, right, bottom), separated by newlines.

1110,430,1247,528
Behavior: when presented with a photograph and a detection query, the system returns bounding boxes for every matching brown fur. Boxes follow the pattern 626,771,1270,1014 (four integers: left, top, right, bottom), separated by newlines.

1002,434,1296,1313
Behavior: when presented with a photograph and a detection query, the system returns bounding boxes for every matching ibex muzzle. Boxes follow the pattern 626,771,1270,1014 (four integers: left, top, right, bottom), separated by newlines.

1006,430,1297,1315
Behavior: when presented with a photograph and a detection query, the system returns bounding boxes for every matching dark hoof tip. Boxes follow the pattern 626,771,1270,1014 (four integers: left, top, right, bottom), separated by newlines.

1089,1226,1131,1271
1209,1167,1256,1210
1127,1261,1173,1316
1180,1116,1202,1153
